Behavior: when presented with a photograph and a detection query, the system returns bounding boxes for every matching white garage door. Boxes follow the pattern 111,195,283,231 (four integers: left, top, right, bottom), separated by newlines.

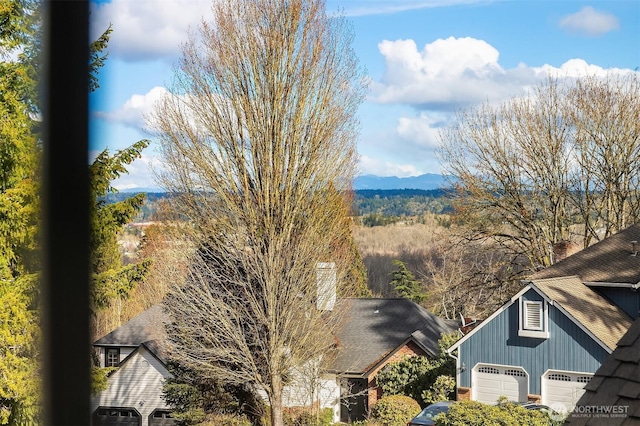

472,364,528,404
542,371,592,408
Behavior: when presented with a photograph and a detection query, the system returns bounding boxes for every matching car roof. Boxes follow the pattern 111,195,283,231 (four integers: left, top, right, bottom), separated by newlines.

427,401,454,407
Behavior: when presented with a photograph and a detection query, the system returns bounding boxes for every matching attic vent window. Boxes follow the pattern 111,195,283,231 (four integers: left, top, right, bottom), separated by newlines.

524,301,543,330
518,298,549,339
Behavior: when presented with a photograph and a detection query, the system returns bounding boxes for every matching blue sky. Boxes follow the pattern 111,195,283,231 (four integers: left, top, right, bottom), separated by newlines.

88,0,640,190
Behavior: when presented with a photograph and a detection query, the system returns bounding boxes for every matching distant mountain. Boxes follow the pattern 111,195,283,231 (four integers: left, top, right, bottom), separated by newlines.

117,187,164,193
353,173,452,190
115,174,452,193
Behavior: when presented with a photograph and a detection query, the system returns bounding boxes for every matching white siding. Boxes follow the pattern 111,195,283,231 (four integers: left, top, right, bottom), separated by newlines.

91,346,173,426
256,361,342,424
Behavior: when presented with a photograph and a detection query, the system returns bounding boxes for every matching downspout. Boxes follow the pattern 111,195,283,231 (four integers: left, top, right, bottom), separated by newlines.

446,348,461,401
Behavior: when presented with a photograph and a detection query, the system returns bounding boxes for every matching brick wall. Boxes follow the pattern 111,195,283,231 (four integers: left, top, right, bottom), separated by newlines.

457,387,471,401
366,342,429,409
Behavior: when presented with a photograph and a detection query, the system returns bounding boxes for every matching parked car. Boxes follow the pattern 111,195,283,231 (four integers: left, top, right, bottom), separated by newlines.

407,401,454,426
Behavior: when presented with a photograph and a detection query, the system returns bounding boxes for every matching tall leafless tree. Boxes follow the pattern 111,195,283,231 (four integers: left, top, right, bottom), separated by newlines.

439,73,640,272
150,0,366,424
567,74,640,246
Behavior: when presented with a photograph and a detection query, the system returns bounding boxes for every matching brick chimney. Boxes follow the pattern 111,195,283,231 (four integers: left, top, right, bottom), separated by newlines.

553,241,580,263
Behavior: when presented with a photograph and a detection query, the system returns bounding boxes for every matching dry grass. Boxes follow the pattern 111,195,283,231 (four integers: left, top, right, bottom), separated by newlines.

352,218,450,297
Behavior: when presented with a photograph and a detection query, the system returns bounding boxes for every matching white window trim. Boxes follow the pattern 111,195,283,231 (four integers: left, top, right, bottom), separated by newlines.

518,298,549,338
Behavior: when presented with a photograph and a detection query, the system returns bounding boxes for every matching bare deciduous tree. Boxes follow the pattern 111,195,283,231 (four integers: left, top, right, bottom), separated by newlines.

567,74,640,246
422,234,518,320
150,0,366,425
439,74,640,272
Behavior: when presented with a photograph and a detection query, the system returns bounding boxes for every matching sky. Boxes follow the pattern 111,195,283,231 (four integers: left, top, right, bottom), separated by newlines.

88,0,640,190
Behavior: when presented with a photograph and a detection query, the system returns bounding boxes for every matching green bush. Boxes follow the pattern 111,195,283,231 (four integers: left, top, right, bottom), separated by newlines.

421,375,455,405
375,333,460,404
434,400,551,425
283,407,334,426
370,395,421,426
91,367,118,395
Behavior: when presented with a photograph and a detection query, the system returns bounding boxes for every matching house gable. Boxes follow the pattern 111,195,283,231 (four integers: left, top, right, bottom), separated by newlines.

365,338,430,379
530,277,633,351
451,287,610,396
90,345,173,426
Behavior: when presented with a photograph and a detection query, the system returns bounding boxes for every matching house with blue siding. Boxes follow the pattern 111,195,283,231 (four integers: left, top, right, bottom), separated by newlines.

448,224,640,411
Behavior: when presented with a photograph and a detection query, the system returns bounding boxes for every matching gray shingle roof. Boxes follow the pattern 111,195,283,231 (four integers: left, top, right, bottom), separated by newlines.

566,317,640,425
95,300,457,376
329,298,458,375
532,224,640,284
94,304,166,347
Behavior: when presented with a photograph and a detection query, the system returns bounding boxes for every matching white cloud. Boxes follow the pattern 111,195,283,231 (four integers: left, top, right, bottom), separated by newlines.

358,155,425,177
95,86,169,129
396,112,445,149
371,37,524,108
370,36,630,109
330,0,485,17
559,6,619,37
538,58,628,78
90,0,214,61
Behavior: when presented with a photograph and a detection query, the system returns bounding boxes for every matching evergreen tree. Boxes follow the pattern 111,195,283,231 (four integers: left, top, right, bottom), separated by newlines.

89,141,152,338
0,3,149,419
390,260,427,303
0,1,42,423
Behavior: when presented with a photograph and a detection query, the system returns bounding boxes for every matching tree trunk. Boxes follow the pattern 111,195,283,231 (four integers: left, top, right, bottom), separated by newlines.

270,373,284,426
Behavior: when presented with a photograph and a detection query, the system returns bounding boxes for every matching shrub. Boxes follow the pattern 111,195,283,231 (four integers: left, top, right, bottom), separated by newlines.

421,375,455,405
434,400,551,426
370,395,421,426
375,333,459,404
283,407,334,426
91,367,117,395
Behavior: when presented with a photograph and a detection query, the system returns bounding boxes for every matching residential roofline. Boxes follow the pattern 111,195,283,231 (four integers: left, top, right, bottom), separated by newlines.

583,281,640,289
447,277,617,355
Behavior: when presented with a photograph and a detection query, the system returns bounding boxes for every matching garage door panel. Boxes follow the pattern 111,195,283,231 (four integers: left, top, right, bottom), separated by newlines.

92,407,141,426
473,364,528,404
476,377,501,388
503,383,520,393
542,371,593,408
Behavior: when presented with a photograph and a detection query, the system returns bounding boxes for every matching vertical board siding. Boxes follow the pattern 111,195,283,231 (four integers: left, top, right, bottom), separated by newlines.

459,289,608,395
90,347,173,426
595,288,639,319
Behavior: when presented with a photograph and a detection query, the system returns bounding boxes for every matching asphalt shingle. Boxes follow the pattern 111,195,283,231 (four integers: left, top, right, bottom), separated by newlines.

533,224,640,285
567,318,640,425
329,298,458,374
530,276,633,351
